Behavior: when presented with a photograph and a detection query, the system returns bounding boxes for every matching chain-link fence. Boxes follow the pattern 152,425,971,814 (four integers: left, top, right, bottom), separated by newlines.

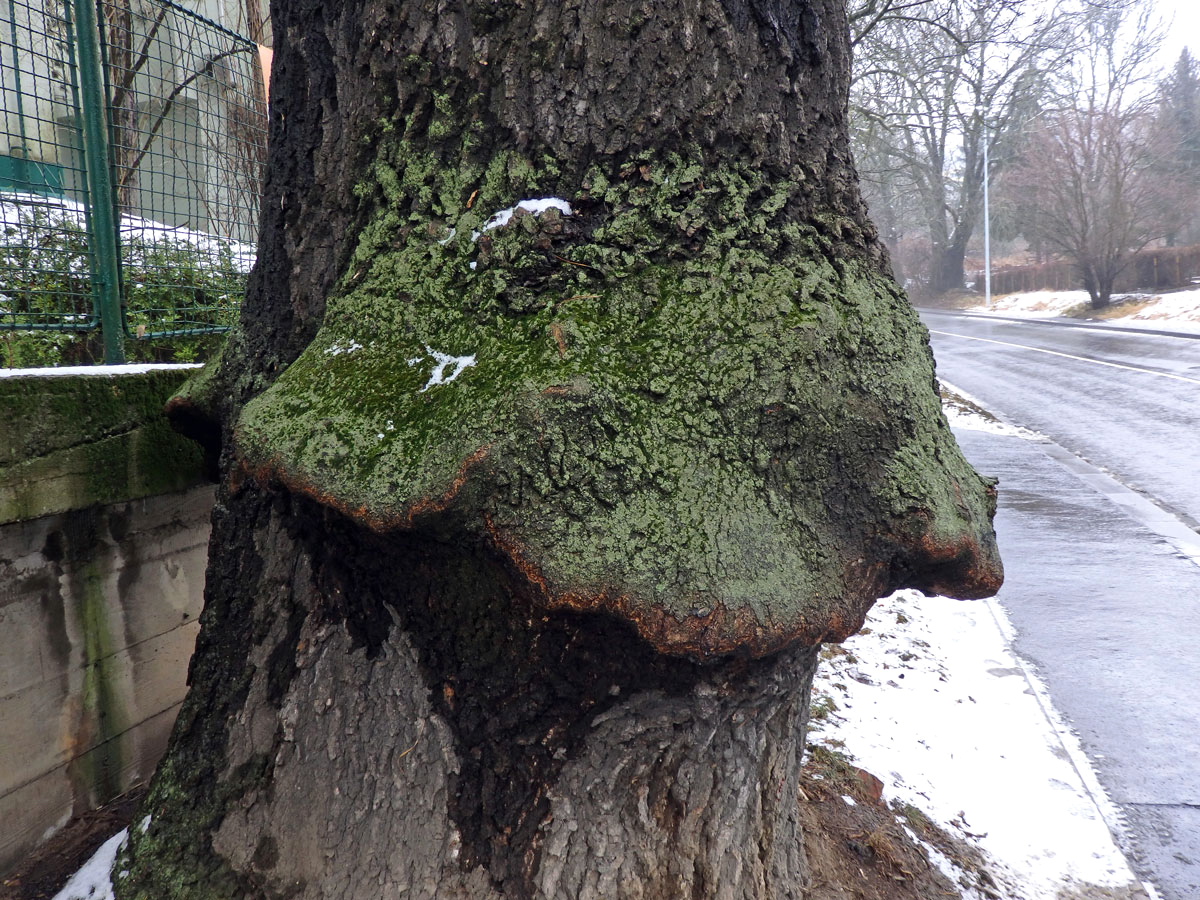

1,0,265,364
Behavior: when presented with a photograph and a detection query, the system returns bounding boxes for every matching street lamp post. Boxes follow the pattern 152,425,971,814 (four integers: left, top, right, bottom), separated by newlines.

983,125,992,309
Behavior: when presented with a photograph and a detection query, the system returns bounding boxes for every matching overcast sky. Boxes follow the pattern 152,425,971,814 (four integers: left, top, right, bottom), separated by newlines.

1153,0,1199,70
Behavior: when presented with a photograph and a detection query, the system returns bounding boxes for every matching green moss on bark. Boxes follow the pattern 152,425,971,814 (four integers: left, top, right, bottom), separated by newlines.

235,143,999,658
116,752,271,900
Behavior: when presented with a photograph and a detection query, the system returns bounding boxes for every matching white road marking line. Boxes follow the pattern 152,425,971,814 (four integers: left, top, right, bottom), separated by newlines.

942,378,1200,570
929,330,1200,386
1033,439,1200,570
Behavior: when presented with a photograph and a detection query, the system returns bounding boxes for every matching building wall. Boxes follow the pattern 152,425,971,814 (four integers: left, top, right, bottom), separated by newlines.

0,368,213,875
0,486,213,873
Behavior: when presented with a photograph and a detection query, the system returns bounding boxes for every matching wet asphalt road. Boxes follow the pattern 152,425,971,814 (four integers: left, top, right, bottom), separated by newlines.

920,309,1200,900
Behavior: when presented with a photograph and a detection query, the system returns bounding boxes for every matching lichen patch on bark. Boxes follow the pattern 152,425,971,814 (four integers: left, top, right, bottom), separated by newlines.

233,145,999,660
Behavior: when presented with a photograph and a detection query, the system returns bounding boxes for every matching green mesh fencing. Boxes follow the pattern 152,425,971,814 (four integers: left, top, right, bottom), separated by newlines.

1,0,265,363
1,0,99,335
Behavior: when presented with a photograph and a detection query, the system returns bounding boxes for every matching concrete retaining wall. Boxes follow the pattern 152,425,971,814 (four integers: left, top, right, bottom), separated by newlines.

0,368,213,874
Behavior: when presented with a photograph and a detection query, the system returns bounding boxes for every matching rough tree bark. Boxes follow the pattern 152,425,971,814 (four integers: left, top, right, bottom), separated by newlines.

123,1,1002,897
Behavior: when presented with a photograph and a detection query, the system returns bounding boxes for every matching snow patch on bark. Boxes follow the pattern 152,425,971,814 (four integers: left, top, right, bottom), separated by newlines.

324,339,364,356
407,346,476,392
478,198,572,235
467,198,574,242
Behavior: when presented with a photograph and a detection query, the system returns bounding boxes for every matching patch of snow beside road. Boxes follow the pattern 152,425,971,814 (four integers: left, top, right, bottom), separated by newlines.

941,394,1045,441
972,290,1090,318
969,288,1200,333
1122,289,1200,332
809,588,1145,899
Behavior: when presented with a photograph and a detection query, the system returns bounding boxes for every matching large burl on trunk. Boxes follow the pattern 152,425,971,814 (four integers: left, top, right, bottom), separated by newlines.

123,1,1002,897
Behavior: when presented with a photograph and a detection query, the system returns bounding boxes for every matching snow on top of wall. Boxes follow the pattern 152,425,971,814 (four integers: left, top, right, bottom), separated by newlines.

0,363,202,378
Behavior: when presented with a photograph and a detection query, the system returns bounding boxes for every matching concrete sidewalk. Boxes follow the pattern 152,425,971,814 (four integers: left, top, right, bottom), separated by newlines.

949,413,1200,900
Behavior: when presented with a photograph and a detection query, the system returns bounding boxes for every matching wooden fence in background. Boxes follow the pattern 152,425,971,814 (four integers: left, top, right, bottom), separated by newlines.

971,245,1200,296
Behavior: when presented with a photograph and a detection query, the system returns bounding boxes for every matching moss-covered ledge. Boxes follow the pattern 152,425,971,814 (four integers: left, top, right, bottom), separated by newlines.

0,368,209,524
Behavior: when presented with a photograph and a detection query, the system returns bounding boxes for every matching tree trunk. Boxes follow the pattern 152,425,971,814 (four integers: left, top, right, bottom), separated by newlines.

121,488,820,898
123,1,1002,897
928,237,968,296
1081,265,1113,309
103,0,141,216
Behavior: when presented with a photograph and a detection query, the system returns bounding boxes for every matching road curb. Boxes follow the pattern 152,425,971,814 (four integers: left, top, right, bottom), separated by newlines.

942,382,1172,899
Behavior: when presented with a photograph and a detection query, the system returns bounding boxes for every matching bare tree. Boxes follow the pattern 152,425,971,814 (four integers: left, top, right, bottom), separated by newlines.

102,0,143,215
100,0,266,237
1006,0,1173,309
1010,111,1177,309
849,0,1153,297
849,0,940,48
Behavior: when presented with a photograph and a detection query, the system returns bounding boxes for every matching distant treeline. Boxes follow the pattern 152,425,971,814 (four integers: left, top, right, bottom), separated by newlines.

970,245,1200,296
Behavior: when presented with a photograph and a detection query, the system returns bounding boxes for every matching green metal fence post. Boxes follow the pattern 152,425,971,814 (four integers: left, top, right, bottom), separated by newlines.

71,0,124,364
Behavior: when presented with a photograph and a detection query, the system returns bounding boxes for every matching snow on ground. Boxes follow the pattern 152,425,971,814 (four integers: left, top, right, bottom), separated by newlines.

1120,288,1200,331
1,191,256,274
941,390,1044,441
50,828,127,900
968,288,1200,333
971,290,1091,318
809,589,1144,899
